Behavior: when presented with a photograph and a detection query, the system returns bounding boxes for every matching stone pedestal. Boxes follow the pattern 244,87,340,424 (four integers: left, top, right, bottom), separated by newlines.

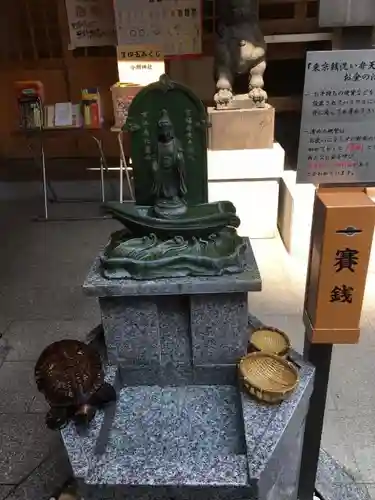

208,144,285,238
83,242,260,385
277,170,315,262
207,105,275,151
60,240,315,500
99,291,250,385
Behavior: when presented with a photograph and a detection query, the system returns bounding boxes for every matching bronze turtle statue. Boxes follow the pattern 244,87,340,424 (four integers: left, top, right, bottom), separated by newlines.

34,339,116,430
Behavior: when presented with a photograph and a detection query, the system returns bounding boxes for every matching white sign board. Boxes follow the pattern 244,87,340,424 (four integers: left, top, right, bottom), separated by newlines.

297,50,375,185
116,45,165,85
114,0,202,57
65,0,117,48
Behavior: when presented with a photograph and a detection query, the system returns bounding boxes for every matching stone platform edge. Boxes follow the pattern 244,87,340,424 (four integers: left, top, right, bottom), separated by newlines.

83,238,261,297
60,348,314,488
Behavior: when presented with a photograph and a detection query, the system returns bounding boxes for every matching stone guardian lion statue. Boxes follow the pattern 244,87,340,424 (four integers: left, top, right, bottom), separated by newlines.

213,0,267,109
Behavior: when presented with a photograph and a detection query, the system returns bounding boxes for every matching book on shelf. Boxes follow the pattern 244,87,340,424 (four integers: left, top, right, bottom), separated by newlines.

81,88,103,129
18,97,43,130
15,80,44,131
54,102,73,127
71,104,83,128
43,103,83,129
44,105,55,129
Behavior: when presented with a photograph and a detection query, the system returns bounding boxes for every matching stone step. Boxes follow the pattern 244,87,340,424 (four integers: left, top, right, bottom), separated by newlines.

61,355,314,500
86,453,249,487
103,385,246,458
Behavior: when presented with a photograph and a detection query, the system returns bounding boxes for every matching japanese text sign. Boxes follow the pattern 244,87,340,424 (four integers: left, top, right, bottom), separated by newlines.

65,0,117,48
113,0,202,56
297,50,375,185
304,190,375,344
117,45,164,62
117,59,166,86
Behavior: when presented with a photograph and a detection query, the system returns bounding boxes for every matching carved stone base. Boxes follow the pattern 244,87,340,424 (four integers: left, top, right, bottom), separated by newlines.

100,228,249,280
207,105,275,151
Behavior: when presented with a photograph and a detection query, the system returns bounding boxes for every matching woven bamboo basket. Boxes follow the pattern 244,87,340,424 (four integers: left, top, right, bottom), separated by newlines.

238,352,299,404
248,326,291,358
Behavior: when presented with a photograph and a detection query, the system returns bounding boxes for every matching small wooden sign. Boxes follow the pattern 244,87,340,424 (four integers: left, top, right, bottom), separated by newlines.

116,44,165,84
117,61,165,86
304,189,375,343
116,45,163,62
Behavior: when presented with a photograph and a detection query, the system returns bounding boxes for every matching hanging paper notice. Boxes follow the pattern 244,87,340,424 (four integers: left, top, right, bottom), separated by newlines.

113,0,202,57
65,0,117,48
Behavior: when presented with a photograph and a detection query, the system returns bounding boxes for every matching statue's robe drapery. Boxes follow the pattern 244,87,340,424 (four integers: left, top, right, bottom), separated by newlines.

152,139,187,200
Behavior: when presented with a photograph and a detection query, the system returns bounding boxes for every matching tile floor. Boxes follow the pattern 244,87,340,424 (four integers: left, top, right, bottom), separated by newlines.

0,200,374,499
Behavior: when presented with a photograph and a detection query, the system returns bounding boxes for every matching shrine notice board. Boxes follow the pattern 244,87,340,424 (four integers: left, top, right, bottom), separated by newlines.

65,0,117,48
297,49,375,185
113,0,202,57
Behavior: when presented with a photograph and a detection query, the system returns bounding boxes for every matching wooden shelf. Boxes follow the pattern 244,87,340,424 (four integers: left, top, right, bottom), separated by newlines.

0,0,324,167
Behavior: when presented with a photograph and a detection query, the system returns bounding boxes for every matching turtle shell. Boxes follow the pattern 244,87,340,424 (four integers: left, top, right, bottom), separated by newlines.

34,339,104,407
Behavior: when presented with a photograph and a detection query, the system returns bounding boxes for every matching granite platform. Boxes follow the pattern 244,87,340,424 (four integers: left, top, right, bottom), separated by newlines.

61,349,314,500
60,239,316,499
84,240,261,386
